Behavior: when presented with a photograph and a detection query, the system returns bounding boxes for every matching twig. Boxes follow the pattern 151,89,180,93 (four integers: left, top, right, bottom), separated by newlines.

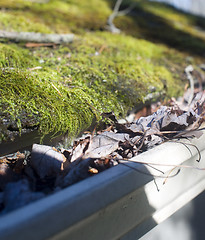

27,66,42,71
123,158,205,171
119,161,180,179
149,127,205,138
50,82,62,96
168,141,201,162
0,30,74,44
98,44,107,54
163,167,177,185
106,0,136,33
25,42,57,48
134,131,147,152
27,0,50,3
185,65,195,106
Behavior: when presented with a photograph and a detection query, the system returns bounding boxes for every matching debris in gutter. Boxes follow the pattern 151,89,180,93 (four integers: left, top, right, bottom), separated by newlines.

2,179,45,214
0,67,205,214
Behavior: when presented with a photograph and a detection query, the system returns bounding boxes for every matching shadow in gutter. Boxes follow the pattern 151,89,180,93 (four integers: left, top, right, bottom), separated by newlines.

115,167,159,240
47,163,158,240
189,191,205,240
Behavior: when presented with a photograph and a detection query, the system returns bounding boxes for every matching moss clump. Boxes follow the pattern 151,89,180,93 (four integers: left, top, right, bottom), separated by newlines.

0,43,38,68
0,12,53,33
0,0,205,143
0,31,185,142
0,69,98,141
0,0,111,34
32,31,184,113
109,0,205,56
1,0,205,55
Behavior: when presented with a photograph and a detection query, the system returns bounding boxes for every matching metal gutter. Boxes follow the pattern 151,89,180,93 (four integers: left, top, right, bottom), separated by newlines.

0,128,205,240
0,118,96,157
0,130,68,157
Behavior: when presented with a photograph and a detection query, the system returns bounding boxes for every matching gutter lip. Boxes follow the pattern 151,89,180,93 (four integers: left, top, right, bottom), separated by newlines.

0,127,205,240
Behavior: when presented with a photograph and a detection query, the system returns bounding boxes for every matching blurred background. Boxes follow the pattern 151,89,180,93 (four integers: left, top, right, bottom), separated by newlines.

153,0,205,17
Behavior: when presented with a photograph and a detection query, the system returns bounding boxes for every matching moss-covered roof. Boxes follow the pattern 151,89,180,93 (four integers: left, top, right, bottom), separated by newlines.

0,0,205,143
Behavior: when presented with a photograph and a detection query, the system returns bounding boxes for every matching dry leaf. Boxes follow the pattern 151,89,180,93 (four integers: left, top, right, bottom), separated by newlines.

84,131,129,159
30,144,67,179
70,136,90,162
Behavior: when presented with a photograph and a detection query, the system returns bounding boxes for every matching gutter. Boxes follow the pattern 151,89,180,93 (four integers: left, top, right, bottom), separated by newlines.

0,127,205,240
0,130,68,157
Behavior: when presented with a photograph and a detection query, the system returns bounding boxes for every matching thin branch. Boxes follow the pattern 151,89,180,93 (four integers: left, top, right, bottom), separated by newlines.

117,3,136,16
50,82,62,96
123,158,205,171
0,30,74,44
113,0,123,13
185,65,195,106
170,141,201,162
119,161,180,179
106,0,136,33
25,0,50,3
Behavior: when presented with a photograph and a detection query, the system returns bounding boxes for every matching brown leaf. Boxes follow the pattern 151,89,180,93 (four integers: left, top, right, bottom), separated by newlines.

83,131,129,159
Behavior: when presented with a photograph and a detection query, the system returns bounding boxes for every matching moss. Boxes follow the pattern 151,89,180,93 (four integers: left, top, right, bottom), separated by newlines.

0,31,185,142
0,43,38,68
0,69,97,140
139,1,205,42
0,0,204,142
0,12,53,33
0,0,111,33
1,0,205,56
33,31,184,110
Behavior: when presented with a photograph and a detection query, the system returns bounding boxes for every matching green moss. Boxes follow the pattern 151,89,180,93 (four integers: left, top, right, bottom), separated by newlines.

110,0,205,56
140,1,194,24
0,43,37,68
1,0,205,56
0,30,185,142
0,0,111,33
0,12,53,33
0,0,204,142
0,69,97,140
33,31,184,110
